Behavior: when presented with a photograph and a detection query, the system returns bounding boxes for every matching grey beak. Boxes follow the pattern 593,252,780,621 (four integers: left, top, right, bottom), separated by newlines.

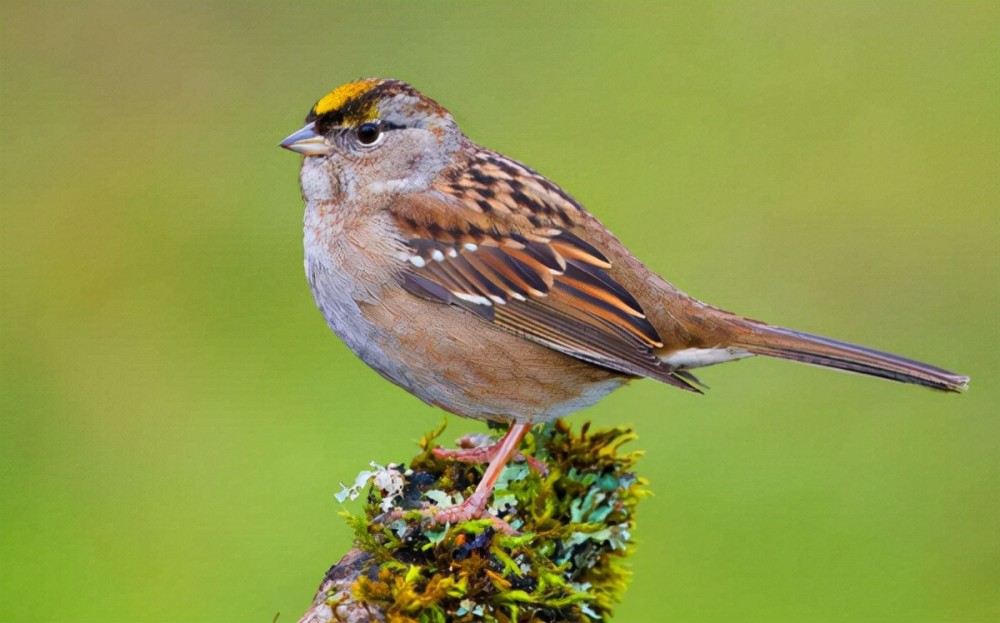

279,122,334,156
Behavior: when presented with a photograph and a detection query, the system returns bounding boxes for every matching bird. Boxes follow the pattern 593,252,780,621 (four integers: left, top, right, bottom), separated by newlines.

280,78,968,530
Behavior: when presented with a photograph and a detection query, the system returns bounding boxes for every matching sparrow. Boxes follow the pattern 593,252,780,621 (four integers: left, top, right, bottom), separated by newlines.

280,78,969,530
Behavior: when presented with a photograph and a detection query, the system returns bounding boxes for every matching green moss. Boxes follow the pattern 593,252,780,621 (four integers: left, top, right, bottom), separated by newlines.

334,420,647,622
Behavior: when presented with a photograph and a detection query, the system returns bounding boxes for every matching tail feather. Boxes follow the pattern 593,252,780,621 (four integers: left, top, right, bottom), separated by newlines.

732,323,969,393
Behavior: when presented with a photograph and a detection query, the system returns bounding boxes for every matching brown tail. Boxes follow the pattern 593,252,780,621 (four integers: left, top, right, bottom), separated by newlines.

731,321,969,393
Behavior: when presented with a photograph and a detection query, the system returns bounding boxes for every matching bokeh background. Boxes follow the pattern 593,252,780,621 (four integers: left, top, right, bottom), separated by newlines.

2,2,998,621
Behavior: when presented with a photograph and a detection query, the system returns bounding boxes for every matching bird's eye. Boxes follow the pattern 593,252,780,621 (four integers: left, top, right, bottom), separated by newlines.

356,123,381,145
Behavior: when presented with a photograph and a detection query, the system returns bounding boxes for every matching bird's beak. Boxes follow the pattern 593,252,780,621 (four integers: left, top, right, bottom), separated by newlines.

279,122,334,156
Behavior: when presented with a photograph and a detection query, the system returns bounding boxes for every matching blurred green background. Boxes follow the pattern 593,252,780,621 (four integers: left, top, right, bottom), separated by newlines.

1,2,997,621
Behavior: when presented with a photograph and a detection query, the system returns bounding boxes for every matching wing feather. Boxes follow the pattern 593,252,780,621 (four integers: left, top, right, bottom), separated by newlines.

389,155,697,391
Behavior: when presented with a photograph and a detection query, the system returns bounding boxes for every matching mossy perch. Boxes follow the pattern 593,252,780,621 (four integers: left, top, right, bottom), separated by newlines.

296,420,647,623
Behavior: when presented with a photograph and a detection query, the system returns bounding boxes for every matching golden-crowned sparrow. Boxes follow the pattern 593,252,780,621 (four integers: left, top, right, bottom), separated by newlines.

280,78,968,529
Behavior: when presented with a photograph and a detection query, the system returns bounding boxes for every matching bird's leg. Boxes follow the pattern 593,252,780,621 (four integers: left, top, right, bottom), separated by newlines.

433,426,547,474
429,422,532,534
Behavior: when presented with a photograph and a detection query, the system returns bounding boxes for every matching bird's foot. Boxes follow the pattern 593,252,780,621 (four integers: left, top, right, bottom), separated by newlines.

384,497,518,535
433,433,548,475
428,496,519,535
387,422,534,537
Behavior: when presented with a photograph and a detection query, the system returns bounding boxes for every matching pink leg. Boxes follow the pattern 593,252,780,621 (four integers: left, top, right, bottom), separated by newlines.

430,423,532,534
433,431,547,474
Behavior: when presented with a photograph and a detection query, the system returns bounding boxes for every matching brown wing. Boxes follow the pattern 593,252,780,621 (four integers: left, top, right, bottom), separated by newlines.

390,152,698,391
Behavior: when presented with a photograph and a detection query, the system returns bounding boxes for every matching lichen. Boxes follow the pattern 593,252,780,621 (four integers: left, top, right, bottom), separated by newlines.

333,420,647,622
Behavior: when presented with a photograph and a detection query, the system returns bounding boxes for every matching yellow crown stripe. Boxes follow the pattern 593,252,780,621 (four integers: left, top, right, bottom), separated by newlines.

313,79,385,117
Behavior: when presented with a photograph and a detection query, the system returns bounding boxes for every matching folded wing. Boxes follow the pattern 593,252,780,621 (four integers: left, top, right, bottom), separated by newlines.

390,189,699,392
